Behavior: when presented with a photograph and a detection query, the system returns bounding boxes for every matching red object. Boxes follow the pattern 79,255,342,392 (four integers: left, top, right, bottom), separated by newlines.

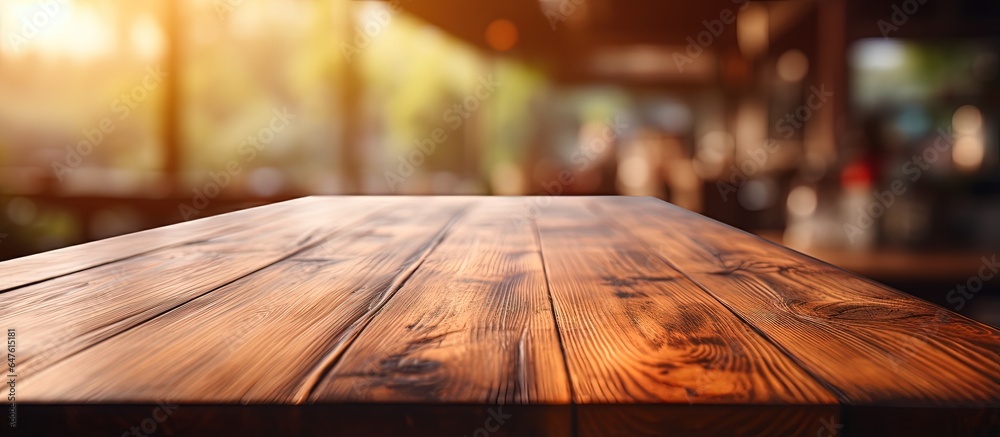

840,160,873,189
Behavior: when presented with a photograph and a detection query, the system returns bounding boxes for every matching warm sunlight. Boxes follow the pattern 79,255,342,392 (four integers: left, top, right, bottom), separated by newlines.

1,0,115,60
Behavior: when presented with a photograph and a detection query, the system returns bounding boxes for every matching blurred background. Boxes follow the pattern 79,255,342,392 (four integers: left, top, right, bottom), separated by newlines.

1,0,999,326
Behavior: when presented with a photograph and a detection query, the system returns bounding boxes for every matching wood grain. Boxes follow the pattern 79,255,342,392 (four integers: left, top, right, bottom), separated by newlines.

0,197,325,292
535,199,835,406
594,196,1000,408
3,197,381,384
21,198,468,403
312,198,571,404
3,196,998,436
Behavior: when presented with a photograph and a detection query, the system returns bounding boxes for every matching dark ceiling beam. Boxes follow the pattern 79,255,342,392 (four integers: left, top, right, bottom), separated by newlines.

388,0,827,84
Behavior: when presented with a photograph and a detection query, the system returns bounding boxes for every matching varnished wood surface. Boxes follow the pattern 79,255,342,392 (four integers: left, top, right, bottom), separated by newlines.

0,197,327,292
535,200,835,406
312,199,571,404
2,196,998,436
597,197,1000,406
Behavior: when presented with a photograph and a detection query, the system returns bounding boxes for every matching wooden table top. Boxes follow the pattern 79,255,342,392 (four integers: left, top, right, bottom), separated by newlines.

3,196,998,436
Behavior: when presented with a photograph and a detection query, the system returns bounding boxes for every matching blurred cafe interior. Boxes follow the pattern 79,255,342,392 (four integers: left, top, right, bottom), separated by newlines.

1,0,999,326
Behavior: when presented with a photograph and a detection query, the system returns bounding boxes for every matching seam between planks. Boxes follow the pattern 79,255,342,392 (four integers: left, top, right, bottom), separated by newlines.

585,199,851,406
642,197,1000,332
530,216,579,436
0,197,318,294
0,240,209,295
295,203,472,404
31,203,395,375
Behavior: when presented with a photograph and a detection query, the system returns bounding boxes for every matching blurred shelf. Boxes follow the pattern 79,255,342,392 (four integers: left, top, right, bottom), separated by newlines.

756,230,991,283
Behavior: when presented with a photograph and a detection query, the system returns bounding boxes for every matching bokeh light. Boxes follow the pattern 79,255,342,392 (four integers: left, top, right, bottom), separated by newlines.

485,19,518,52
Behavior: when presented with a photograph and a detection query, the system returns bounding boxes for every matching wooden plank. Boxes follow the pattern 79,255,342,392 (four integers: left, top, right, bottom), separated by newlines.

0,197,324,292
312,198,572,406
595,196,1000,408
535,198,834,405
21,198,470,403
534,198,837,434
2,197,382,383
4,196,998,436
